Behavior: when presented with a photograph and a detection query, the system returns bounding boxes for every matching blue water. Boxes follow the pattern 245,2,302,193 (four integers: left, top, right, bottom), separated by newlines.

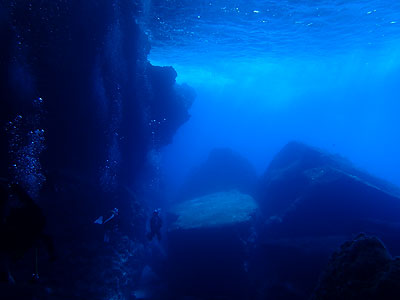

143,0,400,190
2,1,400,298
147,0,400,61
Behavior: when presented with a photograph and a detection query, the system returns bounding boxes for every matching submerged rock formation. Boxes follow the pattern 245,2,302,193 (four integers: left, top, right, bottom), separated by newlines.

167,190,258,299
255,141,400,299
259,141,400,219
259,141,400,241
171,190,258,230
311,234,400,300
0,1,194,299
178,148,258,201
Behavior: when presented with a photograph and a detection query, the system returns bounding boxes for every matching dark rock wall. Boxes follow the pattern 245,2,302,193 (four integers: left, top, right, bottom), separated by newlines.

0,1,194,298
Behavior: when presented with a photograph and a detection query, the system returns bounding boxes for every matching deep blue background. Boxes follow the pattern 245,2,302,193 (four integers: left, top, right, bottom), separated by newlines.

145,0,400,191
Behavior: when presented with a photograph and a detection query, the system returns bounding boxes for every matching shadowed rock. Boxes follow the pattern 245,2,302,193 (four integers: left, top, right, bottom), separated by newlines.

0,1,194,298
167,191,258,299
259,141,400,219
255,141,400,299
259,141,400,240
311,234,400,300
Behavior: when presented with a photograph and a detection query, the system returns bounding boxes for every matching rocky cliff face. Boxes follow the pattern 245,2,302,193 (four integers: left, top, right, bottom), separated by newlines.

0,1,194,299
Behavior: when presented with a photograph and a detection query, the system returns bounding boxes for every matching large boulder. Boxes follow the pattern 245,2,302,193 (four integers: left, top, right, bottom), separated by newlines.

166,190,258,299
178,148,258,201
258,141,400,241
311,234,400,300
259,141,400,219
254,141,400,299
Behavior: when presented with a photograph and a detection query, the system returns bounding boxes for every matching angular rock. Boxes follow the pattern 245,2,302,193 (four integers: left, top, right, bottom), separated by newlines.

259,141,400,219
167,191,258,299
259,141,400,242
254,141,400,299
171,190,258,230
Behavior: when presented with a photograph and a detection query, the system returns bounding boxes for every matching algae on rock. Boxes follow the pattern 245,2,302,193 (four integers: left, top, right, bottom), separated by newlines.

170,190,258,230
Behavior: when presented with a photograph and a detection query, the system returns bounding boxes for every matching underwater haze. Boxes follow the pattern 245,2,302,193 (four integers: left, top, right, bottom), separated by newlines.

3,0,400,299
145,0,400,189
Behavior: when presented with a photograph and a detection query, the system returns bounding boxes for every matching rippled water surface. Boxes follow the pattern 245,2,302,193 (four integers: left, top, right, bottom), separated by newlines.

143,0,400,188
144,0,400,63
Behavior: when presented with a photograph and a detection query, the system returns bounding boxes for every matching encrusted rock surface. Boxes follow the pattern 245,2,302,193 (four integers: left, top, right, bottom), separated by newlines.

311,234,400,300
0,1,194,299
254,141,400,299
170,190,258,230
167,190,258,299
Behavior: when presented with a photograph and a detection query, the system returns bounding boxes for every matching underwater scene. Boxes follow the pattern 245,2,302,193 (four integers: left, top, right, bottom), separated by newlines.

1,0,400,299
